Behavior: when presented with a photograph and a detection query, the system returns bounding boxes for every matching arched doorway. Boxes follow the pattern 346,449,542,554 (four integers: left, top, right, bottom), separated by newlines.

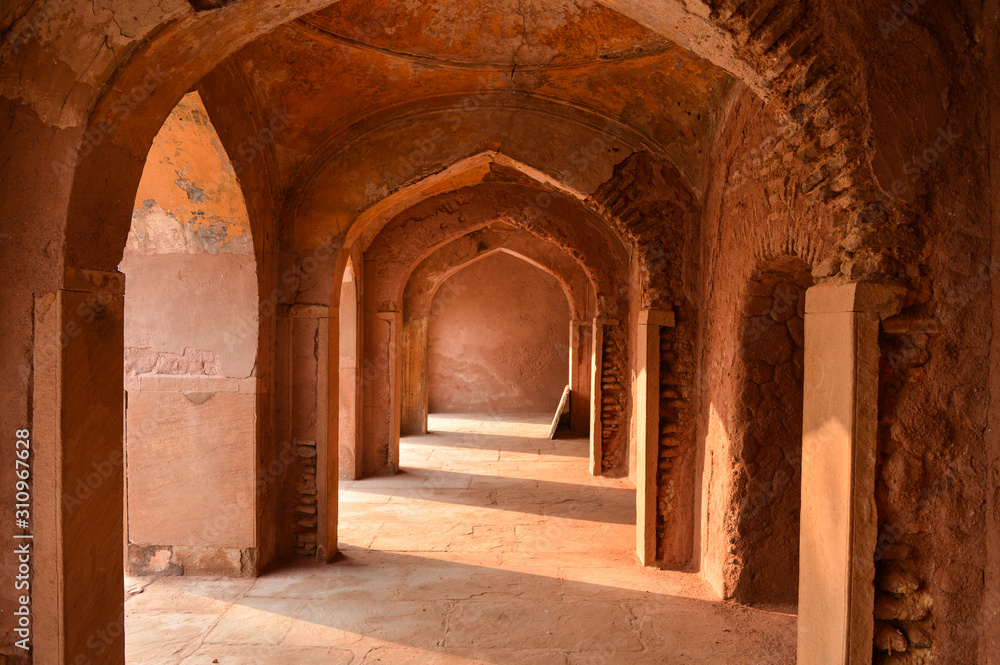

120,91,261,578
425,251,571,420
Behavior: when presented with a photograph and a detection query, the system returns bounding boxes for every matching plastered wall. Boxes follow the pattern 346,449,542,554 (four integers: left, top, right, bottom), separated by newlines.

427,252,571,415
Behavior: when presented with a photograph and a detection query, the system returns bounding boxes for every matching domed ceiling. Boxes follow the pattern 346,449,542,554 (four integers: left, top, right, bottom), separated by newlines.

204,0,734,202
298,0,674,69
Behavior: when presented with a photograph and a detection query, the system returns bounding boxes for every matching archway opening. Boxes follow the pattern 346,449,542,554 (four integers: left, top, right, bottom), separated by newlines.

119,91,260,581
338,240,640,626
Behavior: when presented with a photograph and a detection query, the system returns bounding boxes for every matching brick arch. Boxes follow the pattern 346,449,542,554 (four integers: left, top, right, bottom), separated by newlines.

587,151,702,309
405,234,592,323
705,0,909,278
292,157,637,563
323,152,630,316
305,149,707,567
602,0,911,279
284,92,701,228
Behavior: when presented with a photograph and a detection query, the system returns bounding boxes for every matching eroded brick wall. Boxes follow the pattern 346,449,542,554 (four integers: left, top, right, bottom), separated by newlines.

599,324,628,474
655,318,696,566
728,265,810,605
872,315,940,663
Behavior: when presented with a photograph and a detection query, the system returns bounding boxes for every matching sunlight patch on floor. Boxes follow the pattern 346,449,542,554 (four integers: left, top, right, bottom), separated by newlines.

125,414,796,664
428,413,554,438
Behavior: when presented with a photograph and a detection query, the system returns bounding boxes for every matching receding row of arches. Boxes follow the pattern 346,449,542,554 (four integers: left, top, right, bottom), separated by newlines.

5,1,934,662
120,85,814,624
34,79,885,665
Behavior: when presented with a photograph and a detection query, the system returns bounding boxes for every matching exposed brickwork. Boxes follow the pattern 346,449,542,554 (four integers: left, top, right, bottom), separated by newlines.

293,439,319,557
729,266,810,604
706,0,919,279
600,324,628,475
588,152,699,308
873,317,939,663
655,321,693,565
589,151,700,564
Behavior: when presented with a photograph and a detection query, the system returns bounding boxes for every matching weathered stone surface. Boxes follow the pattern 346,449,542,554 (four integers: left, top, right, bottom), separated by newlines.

126,391,256,550
874,592,933,622
874,622,908,653
876,565,922,595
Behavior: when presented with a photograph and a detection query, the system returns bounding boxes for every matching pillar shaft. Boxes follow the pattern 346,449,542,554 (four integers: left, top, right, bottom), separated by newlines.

376,310,402,474
300,308,334,562
400,317,428,436
798,282,904,665
34,271,126,665
589,320,605,475
568,320,589,436
636,309,675,565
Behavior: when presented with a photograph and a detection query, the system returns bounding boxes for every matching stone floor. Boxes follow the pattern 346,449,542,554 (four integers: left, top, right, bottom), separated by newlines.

125,414,796,664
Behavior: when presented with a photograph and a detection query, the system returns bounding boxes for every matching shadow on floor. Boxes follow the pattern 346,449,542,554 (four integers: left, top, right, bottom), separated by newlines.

124,414,796,664
344,469,635,525
126,550,796,665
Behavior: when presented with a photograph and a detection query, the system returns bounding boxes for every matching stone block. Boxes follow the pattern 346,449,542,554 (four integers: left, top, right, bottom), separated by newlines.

126,391,256,549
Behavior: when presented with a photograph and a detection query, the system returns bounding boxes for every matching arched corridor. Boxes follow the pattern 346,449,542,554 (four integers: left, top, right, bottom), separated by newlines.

3,1,997,664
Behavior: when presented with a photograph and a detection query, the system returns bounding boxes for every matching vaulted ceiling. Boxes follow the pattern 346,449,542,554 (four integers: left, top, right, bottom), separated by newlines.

201,0,735,209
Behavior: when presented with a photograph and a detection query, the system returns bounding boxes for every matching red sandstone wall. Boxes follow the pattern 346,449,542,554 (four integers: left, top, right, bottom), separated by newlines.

119,92,260,576
427,252,570,415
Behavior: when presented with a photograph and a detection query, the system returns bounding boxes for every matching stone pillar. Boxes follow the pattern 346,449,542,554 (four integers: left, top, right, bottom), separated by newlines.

337,312,360,480
635,309,675,565
568,319,579,399
338,302,362,481
400,316,428,436
589,319,605,476
285,305,332,560
376,310,402,473
317,310,332,560
798,282,904,665
320,303,338,562
566,320,587,436
34,270,126,665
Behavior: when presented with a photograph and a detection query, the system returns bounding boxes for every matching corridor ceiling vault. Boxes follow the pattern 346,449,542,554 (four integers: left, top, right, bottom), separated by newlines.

212,0,733,224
